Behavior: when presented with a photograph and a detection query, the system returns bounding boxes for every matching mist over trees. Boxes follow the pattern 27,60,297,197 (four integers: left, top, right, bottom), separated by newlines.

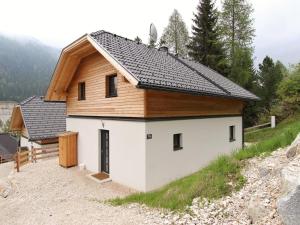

0,35,59,102
0,0,299,127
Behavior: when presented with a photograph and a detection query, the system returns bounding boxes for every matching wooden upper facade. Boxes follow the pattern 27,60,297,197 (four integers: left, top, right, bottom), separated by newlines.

46,35,245,118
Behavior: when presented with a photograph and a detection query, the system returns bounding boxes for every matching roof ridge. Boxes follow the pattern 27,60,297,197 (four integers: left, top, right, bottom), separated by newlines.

184,57,255,96
20,95,37,105
90,30,149,47
170,54,231,95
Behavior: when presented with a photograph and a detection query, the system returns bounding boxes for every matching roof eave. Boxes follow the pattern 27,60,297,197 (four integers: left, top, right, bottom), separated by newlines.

136,82,260,102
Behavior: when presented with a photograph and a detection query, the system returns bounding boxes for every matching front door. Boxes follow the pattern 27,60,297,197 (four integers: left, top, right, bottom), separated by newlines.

100,130,109,174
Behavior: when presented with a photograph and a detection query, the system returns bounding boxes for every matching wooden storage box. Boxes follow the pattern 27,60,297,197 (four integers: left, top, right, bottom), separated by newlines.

59,132,78,168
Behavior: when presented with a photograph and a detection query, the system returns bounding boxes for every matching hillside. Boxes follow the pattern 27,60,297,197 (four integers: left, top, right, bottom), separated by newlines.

0,35,59,102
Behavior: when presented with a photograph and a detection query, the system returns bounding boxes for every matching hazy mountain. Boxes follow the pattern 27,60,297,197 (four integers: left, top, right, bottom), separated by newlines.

0,34,60,102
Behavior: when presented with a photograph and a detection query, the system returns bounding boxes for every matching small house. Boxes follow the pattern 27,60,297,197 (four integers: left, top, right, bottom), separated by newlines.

45,30,258,191
10,96,66,149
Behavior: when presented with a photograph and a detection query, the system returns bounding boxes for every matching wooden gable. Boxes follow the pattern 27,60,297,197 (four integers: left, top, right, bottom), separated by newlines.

66,52,145,117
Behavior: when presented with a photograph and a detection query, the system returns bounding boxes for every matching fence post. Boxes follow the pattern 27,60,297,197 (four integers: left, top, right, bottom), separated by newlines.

271,116,276,128
33,148,37,163
16,152,20,172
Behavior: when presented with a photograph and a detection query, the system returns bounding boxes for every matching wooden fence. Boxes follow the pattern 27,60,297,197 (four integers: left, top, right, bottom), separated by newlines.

14,147,58,172
245,116,276,134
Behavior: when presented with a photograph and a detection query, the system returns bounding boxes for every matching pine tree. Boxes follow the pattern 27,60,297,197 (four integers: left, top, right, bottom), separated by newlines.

258,56,284,110
220,0,255,86
160,9,189,57
188,0,228,75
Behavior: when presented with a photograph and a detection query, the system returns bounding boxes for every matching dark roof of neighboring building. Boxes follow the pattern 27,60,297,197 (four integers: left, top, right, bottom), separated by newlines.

20,96,66,141
90,30,259,101
0,133,18,156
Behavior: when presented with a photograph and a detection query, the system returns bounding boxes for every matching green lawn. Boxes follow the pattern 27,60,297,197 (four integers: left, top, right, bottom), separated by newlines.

110,113,300,210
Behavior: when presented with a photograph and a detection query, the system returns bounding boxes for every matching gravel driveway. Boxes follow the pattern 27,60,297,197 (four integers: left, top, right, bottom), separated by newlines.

0,158,161,225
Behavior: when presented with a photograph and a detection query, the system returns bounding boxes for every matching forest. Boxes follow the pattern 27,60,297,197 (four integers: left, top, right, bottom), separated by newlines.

0,0,299,127
145,0,300,127
0,35,58,102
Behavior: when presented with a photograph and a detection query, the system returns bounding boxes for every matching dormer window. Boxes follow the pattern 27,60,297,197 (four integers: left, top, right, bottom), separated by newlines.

106,75,118,97
78,82,86,100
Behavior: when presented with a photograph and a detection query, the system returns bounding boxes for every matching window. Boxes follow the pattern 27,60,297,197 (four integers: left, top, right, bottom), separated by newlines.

106,75,118,97
173,133,183,151
229,125,235,142
78,82,85,100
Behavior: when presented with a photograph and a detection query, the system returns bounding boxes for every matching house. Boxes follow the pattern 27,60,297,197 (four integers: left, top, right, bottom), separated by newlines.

45,30,258,192
10,96,66,150
0,133,18,162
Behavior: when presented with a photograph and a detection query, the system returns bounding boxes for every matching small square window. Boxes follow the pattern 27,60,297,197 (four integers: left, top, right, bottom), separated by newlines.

78,82,85,100
173,133,183,151
229,125,235,142
106,75,118,97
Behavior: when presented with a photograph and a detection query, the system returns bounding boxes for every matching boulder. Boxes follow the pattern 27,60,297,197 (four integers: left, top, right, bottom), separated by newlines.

247,195,268,223
286,145,297,159
0,179,12,198
277,159,300,225
286,133,300,159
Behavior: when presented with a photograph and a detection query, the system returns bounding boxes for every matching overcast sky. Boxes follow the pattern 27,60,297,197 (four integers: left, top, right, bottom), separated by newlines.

0,0,299,66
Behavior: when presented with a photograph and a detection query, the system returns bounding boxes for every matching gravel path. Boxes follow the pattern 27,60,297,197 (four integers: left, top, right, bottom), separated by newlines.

0,158,162,225
0,161,13,179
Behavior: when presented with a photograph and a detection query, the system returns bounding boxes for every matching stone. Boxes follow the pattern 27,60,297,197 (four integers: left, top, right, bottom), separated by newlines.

286,133,300,159
277,160,300,225
277,187,300,225
0,179,12,198
247,195,268,223
286,145,297,159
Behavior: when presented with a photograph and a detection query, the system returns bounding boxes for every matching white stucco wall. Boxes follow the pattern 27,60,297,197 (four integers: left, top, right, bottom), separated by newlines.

66,117,147,191
20,136,58,150
66,116,242,192
144,116,242,191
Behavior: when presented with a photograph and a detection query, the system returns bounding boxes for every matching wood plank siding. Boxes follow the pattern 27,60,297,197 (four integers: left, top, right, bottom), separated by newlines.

144,90,244,118
66,52,145,117
65,52,244,118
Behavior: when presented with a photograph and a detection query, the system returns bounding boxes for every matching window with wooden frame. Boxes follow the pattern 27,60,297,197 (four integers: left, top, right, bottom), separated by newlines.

106,74,118,97
229,125,236,142
78,82,86,100
173,133,183,151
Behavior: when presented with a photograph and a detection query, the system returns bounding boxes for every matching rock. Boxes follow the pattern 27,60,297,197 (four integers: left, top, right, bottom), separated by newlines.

0,179,12,198
286,133,300,159
286,145,297,159
247,195,268,223
277,160,300,225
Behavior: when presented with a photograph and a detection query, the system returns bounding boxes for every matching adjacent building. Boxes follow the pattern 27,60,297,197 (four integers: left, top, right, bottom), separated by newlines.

10,96,66,149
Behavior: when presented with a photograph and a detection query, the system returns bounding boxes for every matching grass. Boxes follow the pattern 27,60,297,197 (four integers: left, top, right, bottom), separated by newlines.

245,113,300,143
110,113,300,210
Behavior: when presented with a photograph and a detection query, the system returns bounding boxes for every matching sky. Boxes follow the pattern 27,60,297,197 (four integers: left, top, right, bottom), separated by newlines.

0,0,299,66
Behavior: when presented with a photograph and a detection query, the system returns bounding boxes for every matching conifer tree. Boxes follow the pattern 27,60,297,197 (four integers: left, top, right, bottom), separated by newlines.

188,0,228,75
160,9,189,57
220,0,255,86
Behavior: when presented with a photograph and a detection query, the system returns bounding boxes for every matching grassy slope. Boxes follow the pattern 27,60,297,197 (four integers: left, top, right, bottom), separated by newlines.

111,113,300,210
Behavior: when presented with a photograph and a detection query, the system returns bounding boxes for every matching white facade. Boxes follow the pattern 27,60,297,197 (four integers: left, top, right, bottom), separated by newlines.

20,136,58,150
66,117,147,191
66,116,242,192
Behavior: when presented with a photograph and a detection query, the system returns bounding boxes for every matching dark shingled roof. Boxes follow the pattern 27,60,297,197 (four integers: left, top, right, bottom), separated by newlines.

0,133,18,156
20,96,66,141
90,30,259,101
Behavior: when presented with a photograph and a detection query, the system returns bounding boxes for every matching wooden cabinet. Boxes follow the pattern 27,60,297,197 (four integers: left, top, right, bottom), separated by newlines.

59,132,78,168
